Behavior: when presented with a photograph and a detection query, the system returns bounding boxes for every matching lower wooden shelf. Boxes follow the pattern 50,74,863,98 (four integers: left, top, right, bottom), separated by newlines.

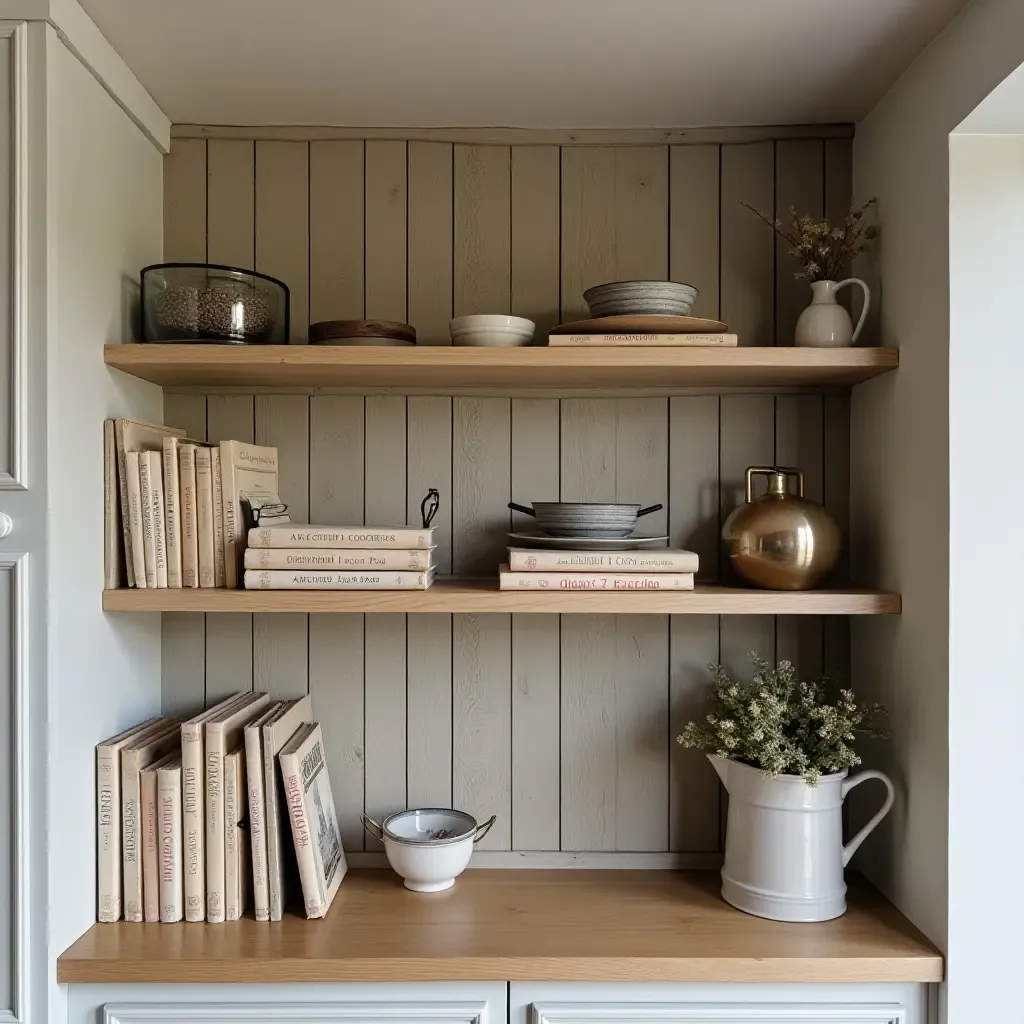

102,579,900,615
57,869,942,984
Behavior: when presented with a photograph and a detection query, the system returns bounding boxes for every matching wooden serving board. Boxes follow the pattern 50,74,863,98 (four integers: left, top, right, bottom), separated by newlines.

551,314,728,335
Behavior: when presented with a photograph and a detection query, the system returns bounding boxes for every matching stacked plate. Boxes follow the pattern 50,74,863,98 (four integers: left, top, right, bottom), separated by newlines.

510,501,663,539
584,280,698,317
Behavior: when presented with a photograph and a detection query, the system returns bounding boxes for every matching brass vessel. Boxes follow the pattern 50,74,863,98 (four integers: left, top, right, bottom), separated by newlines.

722,467,841,591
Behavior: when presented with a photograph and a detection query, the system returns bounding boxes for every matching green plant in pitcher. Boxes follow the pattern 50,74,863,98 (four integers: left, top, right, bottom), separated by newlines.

677,655,887,784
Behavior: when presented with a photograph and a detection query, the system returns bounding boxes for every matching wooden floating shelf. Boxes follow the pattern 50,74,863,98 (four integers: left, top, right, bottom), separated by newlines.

102,579,901,615
57,869,942,985
104,343,898,392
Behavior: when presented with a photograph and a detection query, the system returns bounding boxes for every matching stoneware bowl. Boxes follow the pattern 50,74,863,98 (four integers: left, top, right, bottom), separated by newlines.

583,280,698,318
450,314,535,346
362,808,496,892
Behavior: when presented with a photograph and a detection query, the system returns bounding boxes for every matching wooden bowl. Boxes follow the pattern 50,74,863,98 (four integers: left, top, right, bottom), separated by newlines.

309,319,416,345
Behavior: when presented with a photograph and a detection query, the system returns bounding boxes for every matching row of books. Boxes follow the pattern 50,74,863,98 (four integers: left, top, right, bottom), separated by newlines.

498,547,699,590
242,523,437,590
97,691,347,924
104,418,287,589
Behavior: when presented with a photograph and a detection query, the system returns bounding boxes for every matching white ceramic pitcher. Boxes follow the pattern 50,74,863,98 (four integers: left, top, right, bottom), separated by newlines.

795,278,870,347
710,755,895,922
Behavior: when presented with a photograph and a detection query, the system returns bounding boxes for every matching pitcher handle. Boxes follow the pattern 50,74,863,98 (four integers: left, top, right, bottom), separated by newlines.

361,814,385,843
841,769,895,866
473,815,497,844
834,278,871,344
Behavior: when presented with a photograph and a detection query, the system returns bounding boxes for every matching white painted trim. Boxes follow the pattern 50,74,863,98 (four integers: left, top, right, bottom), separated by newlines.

104,1003,489,1024
0,21,28,490
0,553,29,1024
531,1002,907,1024
346,851,722,869
0,0,169,151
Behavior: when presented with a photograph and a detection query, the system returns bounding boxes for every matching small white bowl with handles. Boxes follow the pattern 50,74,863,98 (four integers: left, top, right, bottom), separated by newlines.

362,808,496,892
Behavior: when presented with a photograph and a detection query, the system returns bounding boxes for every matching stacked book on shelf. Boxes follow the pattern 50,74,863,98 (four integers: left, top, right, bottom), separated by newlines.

96,691,346,924
104,418,287,590
243,523,436,590
499,547,699,591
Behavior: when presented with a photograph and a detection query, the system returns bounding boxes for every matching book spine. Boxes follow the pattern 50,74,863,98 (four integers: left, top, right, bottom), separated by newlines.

263,727,284,922
179,444,200,589
279,749,326,919
219,442,239,590
248,527,433,550
211,448,227,588
547,333,738,346
245,726,270,922
163,439,183,588
125,451,148,589
507,550,699,573
148,450,169,589
104,421,122,589
121,750,145,921
244,548,434,571
115,424,136,588
244,569,434,590
205,725,226,922
96,748,123,921
195,447,216,589
224,751,239,922
158,768,183,923
181,723,206,921
139,451,158,588
141,767,160,922
499,570,695,591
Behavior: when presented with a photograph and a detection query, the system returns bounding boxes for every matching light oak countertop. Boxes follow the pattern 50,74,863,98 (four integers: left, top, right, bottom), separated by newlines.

57,869,942,985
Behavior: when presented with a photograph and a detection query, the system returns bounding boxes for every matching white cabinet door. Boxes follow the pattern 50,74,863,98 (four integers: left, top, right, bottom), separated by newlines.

512,984,929,1024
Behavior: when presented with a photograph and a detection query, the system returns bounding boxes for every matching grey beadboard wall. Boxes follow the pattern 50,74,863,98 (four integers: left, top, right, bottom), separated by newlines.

160,127,853,864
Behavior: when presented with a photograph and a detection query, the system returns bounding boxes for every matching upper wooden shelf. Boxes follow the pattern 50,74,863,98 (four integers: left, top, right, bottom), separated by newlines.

57,869,942,985
102,579,901,615
104,344,898,393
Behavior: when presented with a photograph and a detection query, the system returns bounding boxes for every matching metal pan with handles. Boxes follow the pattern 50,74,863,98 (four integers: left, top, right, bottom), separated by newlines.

507,500,664,539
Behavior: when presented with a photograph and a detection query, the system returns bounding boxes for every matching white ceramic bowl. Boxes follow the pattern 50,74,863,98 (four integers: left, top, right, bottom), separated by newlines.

450,314,535,347
362,808,496,892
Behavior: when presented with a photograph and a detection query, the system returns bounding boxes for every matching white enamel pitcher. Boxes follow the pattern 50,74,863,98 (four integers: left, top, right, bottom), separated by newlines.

710,755,895,922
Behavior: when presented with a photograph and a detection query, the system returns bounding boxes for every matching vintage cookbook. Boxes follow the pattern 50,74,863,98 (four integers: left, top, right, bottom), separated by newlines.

95,716,164,921
138,451,159,588
121,719,181,921
113,418,185,588
224,747,249,922
263,696,313,921
195,446,216,588
279,722,347,919
547,333,738,347
499,565,695,591
157,754,184,923
247,524,435,550
125,451,148,589
244,569,435,591
147,450,169,589
211,447,227,588
243,547,435,571
244,701,285,922
219,440,281,588
507,547,699,573
180,692,249,922
205,692,270,922
141,749,180,923
179,443,200,588
162,437,184,588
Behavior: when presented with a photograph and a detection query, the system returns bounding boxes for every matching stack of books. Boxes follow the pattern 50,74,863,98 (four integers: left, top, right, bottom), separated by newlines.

499,547,699,591
104,418,287,590
96,691,346,924
242,523,436,590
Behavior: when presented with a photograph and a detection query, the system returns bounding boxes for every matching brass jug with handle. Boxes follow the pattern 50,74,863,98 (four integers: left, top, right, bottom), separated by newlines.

722,467,841,590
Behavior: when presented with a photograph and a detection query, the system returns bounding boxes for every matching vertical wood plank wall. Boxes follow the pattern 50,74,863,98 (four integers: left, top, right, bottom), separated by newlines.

162,130,852,862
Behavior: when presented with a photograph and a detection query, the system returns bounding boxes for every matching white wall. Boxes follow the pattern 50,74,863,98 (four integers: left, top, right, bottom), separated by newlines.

852,0,1024,1011
44,20,163,1017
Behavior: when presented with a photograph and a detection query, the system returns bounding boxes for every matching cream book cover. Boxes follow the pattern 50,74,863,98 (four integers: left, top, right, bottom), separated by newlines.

507,547,699,573
279,722,347,919
195,446,216,588
141,749,180,923
205,693,270,922
219,440,280,588
146,450,169,589
211,447,227,588
125,451,147,589
180,692,249,923
244,548,435,571
162,438,184,588
224,747,249,921
244,569,435,591
244,701,284,922
95,716,163,922
248,524,434,550
113,418,185,588
138,452,158,588
157,754,184,923
121,720,181,921
179,443,200,588
499,564,695,591
103,420,121,589
263,695,313,921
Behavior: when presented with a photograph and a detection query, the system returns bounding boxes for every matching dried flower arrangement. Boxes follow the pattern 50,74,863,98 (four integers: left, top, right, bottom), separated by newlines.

744,198,878,282
677,655,887,784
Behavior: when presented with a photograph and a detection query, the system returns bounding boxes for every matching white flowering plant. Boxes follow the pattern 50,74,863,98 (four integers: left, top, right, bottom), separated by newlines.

676,655,886,785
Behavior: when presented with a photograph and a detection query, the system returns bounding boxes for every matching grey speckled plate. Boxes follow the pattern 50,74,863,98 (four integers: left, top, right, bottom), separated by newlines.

508,532,669,551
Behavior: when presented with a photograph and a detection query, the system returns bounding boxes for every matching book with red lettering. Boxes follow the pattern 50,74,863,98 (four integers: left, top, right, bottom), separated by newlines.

499,564,694,591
